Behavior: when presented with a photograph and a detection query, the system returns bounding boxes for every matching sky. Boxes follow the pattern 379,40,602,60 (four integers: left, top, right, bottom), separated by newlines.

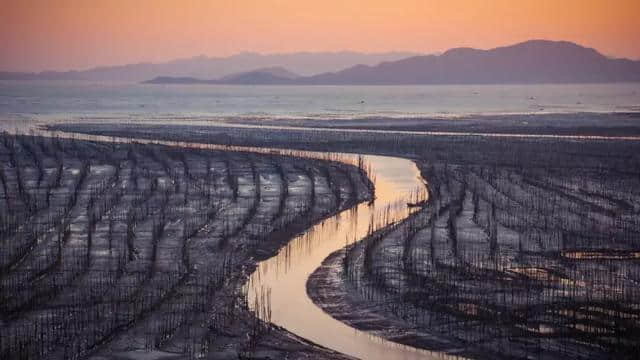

1,0,639,72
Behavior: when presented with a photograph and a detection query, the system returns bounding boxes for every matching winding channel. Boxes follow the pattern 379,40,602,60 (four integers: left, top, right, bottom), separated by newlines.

26,124,441,359
247,154,442,360
12,118,638,359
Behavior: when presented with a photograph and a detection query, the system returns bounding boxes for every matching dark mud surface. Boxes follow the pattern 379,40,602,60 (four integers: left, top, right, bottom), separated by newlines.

307,249,465,356
0,132,372,359
47,121,640,359
310,157,640,359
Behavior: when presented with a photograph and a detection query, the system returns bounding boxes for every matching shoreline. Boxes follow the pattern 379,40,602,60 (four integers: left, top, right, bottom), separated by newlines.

4,109,640,139
42,111,640,142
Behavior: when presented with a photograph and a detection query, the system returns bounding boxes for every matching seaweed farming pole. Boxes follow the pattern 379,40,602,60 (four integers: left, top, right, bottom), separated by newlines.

23,127,449,359
26,128,371,175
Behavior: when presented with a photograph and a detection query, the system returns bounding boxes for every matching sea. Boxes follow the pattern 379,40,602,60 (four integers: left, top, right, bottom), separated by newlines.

1,81,639,126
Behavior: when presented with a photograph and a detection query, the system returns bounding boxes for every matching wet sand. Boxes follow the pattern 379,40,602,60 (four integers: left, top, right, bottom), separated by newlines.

42,120,640,359
220,112,640,137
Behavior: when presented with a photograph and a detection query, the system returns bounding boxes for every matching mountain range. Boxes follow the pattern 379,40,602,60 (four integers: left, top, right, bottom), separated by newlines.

0,52,419,82
147,40,640,85
4,40,639,85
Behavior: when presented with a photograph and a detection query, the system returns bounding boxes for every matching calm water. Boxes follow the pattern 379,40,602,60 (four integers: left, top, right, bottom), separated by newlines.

247,154,445,360
38,128,443,359
1,81,639,123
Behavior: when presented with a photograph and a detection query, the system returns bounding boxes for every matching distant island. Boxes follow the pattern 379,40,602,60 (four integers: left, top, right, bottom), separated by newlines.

146,40,640,85
145,67,301,85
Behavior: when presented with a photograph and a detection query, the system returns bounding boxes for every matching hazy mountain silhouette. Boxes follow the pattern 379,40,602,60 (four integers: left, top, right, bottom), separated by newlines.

300,40,640,84
11,41,637,84
0,52,418,81
145,40,640,85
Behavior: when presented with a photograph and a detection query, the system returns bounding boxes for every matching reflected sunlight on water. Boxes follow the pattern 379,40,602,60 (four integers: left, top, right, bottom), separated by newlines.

247,154,457,360
25,125,458,359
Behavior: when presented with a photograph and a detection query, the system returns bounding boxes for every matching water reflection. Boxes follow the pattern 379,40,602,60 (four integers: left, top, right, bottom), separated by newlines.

18,126,451,359
248,154,450,360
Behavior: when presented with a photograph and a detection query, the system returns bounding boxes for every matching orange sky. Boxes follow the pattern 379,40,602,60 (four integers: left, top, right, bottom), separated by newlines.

1,0,639,71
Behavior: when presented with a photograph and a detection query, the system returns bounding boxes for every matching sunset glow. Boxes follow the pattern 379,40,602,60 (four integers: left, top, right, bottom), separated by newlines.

1,0,639,71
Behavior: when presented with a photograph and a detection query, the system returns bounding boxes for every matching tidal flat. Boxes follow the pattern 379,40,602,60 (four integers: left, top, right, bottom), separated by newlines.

6,116,640,359
0,131,372,359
